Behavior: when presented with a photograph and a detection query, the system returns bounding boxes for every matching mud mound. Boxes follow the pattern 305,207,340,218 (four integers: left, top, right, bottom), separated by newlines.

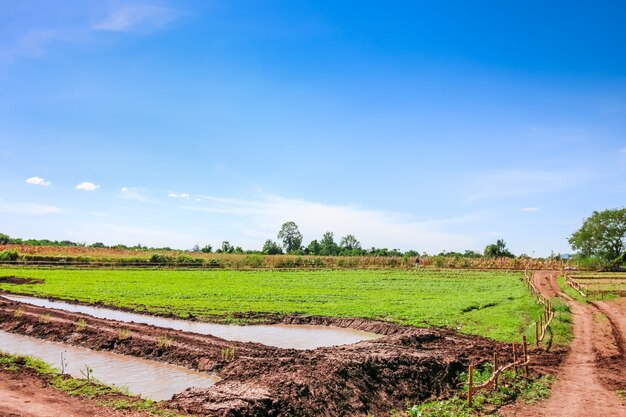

0,297,562,417
0,276,43,285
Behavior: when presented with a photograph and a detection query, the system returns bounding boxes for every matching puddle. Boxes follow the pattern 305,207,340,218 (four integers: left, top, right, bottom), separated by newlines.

0,330,219,401
3,295,383,349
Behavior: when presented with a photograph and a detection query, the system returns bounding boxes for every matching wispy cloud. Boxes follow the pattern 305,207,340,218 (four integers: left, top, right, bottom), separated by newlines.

620,147,626,154
25,176,51,186
0,200,61,215
168,192,190,199
93,4,180,32
1,2,180,62
521,207,539,212
76,182,99,191
120,186,146,201
464,169,591,203
178,194,481,252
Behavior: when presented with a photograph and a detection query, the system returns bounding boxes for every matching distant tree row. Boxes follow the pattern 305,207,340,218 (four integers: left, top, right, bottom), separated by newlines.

1,227,520,260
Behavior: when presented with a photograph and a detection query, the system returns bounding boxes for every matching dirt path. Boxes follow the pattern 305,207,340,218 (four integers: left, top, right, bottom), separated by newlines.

0,368,152,417
502,271,626,416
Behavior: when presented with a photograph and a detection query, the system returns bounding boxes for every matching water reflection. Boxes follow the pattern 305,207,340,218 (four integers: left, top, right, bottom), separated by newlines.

3,294,382,349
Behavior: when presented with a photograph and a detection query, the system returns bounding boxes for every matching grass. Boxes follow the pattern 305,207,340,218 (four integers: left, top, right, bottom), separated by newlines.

0,268,544,342
557,276,587,302
544,298,573,346
0,351,186,416
397,363,555,416
557,275,619,301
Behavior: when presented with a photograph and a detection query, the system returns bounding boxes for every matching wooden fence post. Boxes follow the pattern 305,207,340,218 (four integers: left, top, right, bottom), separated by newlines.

493,352,498,389
468,364,474,407
535,321,539,347
523,336,529,377
513,343,518,374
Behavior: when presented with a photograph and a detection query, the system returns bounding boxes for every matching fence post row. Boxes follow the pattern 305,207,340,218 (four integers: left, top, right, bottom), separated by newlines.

467,336,532,407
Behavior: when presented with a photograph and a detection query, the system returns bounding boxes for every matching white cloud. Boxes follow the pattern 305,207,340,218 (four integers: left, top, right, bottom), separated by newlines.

0,200,61,215
168,192,190,199
179,194,481,252
521,207,539,212
93,5,180,32
120,186,146,201
464,169,591,203
25,176,51,186
76,182,99,191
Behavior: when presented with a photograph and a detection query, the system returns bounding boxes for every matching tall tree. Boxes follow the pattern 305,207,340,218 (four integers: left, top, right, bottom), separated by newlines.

262,239,283,255
569,208,626,265
319,231,339,256
483,239,514,258
307,239,321,255
277,221,303,253
339,234,361,251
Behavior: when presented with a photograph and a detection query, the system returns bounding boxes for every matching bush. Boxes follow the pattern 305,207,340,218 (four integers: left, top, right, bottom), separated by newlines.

0,250,19,262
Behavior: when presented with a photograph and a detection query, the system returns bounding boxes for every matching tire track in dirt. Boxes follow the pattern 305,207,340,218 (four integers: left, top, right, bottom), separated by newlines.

502,271,626,416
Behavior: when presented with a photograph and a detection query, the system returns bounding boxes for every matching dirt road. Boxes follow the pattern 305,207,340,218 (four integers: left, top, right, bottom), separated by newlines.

502,271,626,416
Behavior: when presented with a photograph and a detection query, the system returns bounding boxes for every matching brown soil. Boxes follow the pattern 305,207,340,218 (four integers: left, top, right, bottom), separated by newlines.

0,366,153,417
501,271,626,417
0,295,561,417
0,276,42,285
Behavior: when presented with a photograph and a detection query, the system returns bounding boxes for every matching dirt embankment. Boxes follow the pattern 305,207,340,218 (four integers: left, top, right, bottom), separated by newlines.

0,296,560,417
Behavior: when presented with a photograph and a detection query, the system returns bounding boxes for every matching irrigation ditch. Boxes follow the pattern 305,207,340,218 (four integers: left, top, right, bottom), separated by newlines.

0,289,564,417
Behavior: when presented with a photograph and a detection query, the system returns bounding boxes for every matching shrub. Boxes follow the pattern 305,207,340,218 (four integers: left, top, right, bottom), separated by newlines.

0,249,19,262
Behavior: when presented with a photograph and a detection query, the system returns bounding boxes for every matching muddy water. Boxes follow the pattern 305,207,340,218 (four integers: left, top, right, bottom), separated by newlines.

0,330,219,401
3,295,382,349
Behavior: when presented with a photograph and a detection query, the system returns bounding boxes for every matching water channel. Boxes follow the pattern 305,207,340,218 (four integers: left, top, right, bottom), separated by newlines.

2,294,383,349
0,330,219,400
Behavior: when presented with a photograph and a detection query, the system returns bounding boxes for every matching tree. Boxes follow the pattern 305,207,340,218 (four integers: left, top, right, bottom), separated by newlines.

0,233,11,244
319,231,339,256
569,208,626,265
307,239,321,255
220,241,234,254
262,239,283,255
277,221,303,253
483,239,514,258
339,234,361,251
201,244,213,253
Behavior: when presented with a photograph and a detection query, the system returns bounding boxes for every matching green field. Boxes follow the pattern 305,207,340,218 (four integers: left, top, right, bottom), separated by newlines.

0,268,542,342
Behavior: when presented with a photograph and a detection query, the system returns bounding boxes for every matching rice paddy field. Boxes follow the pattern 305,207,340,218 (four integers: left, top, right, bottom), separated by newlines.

0,268,542,342
567,272,626,295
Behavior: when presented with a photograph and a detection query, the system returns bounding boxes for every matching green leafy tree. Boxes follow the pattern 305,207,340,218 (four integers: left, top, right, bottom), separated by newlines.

307,239,321,255
220,241,234,254
201,244,213,253
483,239,514,258
277,221,303,253
339,234,361,251
262,239,283,255
319,232,339,256
568,208,626,265
0,233,13,245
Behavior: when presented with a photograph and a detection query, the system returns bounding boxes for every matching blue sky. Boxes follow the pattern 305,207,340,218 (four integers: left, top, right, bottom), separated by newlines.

1,1,625,256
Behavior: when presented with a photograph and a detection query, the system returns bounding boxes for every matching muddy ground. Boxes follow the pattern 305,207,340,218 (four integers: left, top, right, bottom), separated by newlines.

0,294,563,417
